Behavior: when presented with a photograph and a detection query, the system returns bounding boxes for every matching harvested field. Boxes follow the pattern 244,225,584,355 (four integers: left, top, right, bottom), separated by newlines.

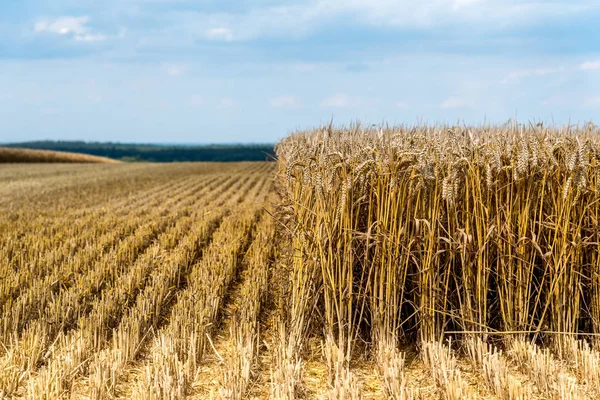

3,123,600,399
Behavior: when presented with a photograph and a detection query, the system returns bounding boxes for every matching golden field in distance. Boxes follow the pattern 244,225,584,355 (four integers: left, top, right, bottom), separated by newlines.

0,147,121,164
2,123,600,399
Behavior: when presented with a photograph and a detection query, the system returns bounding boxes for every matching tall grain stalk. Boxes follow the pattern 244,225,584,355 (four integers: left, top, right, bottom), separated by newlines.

276,123,600,381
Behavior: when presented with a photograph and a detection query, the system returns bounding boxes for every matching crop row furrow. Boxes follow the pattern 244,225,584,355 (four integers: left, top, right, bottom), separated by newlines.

25,208,226,399
0,174,195,254
82,175,261,399
119,176,269,398
214,210,275,399
0,174,245,398
0,177,209,340
132,202,261,399
0,175,206,305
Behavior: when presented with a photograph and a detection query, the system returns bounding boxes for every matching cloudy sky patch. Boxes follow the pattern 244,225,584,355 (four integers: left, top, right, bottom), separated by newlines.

0,1,598,143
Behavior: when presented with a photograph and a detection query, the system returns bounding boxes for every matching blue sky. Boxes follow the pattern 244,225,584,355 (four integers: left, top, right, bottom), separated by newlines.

0,0,599,144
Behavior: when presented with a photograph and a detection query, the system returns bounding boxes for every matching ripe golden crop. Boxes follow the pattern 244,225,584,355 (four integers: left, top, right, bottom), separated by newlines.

3,125,600,399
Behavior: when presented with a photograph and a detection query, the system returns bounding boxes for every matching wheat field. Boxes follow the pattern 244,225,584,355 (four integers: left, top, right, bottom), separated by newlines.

0,148,121,164
2,124,600,399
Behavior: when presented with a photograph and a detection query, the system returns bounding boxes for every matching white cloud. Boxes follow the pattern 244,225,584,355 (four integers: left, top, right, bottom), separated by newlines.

294,63,318,72
320,93,380,108
41,107,58,115
35,16,89,35
584,96,600,108
440,96,466,109
339,0,598,26
452,0,482,10
544,95,600,108
218,97,238,109
320,93,354,108
86,93,103,103
396,101,408,109
34,16,108,42
541,96,564,107
162,63,187,77
270,95,300,109
502,67,564,83
189,95,205,107
178,1,600,43
206,27,234,42
75,34,108,42
580,60,600,71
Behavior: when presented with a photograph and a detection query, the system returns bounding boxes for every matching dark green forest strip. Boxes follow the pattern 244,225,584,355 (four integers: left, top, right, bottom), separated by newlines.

4,141,275,162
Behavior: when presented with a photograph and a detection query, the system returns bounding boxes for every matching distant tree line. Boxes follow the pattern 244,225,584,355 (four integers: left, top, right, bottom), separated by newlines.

5,141,276,162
